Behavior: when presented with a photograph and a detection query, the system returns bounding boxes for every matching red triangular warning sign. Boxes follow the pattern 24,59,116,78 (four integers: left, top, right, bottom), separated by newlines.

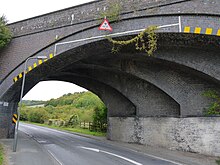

99,19,113,31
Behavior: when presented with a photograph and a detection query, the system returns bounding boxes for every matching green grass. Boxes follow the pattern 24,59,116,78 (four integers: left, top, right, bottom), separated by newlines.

0,144,4,165
216,159,220,165
22,121,106,137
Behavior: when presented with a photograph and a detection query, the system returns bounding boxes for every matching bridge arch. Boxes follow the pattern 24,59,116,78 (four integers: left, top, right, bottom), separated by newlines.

1,32,220,117
1,0,220,155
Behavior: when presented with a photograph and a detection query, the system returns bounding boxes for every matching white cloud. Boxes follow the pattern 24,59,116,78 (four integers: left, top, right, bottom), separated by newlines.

23,81,87,101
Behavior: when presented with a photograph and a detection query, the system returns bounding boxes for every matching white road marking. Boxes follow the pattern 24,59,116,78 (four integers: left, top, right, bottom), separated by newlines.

21,123,186,165
80,146,100,152
141,153,186,165
47,149,64,165
79,146,143,165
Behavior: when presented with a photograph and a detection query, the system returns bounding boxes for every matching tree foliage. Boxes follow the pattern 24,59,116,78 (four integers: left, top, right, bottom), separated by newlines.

27,108,49,123
93,106,107,124
0,15,12,49
203,90,220,115
21,92,107,126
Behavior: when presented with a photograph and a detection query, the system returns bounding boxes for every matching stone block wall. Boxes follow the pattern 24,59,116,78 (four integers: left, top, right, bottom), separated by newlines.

108,117,220,156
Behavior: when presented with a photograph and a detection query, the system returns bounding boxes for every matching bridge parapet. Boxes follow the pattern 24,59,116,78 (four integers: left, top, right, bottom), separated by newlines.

9,0,220,37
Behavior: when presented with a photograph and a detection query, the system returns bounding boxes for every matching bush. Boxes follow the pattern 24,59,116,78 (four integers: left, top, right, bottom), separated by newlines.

0,16,12,49
93,105,107,124
28,108,49,123
203,90,220,115
20,108,29,121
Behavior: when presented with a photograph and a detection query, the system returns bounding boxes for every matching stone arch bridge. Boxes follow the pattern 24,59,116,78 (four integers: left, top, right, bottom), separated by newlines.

1,0,220,156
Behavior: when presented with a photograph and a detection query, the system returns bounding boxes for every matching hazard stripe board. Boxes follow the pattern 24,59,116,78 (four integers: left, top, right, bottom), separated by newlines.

184,26,220,36
12,114,18,124
13,54,54,83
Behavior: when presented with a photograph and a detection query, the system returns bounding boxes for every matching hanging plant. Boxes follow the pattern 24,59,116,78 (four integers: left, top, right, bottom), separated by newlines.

106,25,158,56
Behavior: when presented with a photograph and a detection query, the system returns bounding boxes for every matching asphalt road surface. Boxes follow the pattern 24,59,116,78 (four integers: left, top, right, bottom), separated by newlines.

19,123,184,165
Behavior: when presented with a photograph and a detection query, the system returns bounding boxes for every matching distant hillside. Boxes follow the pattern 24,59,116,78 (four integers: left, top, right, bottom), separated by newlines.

23,100,46,106
45,91,104,109
21,91,107,124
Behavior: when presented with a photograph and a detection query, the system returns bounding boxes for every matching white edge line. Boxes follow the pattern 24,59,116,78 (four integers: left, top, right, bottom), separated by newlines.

47,150,64,165
139,152,186,165
116,146,187,165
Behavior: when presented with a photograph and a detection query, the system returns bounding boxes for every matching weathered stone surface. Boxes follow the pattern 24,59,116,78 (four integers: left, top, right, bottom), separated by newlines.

109,117,220,156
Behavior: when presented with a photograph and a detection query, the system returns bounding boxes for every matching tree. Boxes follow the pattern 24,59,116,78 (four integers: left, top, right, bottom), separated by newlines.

93,106,107,124
28,108,49,123
0,15,12,49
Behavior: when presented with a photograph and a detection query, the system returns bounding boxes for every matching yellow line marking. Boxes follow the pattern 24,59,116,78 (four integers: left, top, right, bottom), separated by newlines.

49,54,53,59
44,59,48,62
28,66,32,71
205,28,212,35
184,26,190,33
217,29,220,36
38,60,43,65
33,63,37,68
194,27,201,34
19,73,23,78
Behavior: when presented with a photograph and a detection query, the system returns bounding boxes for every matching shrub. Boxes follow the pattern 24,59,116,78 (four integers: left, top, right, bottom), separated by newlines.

203,90,220,115
28,108,49,123
93,106,107,124
99,0,121,23
0,16,12,49
20,109,29,121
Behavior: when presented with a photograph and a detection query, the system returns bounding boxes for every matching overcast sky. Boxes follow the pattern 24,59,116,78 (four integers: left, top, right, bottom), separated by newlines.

0,0,94,100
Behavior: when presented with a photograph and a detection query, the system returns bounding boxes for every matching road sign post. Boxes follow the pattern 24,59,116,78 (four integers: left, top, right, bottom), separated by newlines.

13,56,47,152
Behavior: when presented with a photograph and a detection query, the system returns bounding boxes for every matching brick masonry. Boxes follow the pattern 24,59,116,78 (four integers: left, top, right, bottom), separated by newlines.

0,0,220,156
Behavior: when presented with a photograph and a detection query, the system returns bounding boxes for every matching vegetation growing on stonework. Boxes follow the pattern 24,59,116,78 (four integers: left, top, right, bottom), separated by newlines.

106,26,158,56
0,15,12,49
99,0,122,23
202,90,220,115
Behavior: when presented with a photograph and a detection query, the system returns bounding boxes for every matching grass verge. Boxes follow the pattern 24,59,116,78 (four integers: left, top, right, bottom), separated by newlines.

0,144,4,165
216,159,220,165
22,121,106,137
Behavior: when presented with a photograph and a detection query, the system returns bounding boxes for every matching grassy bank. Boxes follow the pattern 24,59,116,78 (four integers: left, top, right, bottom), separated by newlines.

0,144,4,165
22,121,106,137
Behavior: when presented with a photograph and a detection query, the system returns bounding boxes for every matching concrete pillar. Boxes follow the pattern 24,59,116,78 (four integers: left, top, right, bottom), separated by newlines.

0,101,18,139
0,101,9,138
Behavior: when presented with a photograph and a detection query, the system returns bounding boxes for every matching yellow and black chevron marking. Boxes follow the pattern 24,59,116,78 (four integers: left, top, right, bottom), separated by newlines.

13,54,54,83
12,114,18,124
184,26,220,36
